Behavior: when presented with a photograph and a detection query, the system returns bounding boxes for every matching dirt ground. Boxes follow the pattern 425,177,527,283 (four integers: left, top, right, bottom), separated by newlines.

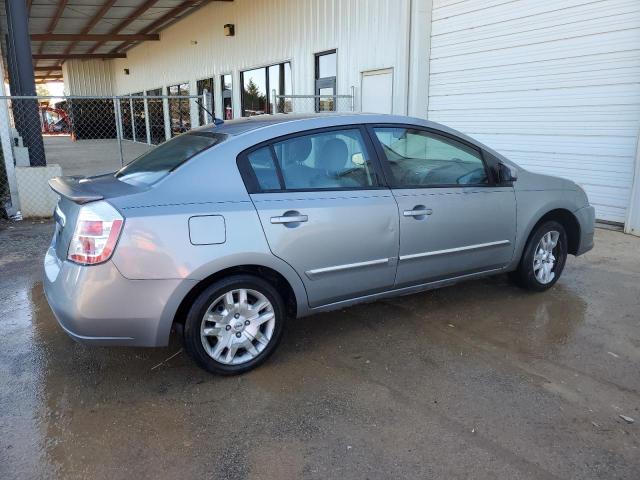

0,221,638,479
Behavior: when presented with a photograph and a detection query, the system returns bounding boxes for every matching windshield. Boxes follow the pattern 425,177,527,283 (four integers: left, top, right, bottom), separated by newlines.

115,131,227,185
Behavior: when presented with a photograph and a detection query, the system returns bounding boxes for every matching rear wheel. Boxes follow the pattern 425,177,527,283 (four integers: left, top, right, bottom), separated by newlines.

183,275,285,375
510,220,568,291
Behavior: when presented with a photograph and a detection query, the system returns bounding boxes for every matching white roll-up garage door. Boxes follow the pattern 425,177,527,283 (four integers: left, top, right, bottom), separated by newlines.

428,0,640,223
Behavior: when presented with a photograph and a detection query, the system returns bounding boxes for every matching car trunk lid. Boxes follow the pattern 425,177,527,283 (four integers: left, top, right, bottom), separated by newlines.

49,174,144,261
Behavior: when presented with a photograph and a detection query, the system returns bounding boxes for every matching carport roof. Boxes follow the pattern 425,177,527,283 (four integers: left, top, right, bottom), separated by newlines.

0,0,232,81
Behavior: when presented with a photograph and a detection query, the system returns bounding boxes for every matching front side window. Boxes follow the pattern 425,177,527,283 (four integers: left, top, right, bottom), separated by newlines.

242,129,378,192
373,127,488,187
116,132,226,186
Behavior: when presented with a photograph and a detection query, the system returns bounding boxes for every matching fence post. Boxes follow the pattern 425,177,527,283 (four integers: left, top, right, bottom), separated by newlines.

129,96,136,143
350,85,356,112
162,96,171,141
113,97,124,167
202,90,212,124
143,93,151,145
271,89,277,115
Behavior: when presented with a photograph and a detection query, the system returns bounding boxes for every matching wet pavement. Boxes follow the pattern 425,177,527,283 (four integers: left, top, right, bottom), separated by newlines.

1,220,639,479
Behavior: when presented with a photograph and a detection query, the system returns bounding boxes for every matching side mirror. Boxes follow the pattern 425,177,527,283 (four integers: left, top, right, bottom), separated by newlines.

498,162,518,183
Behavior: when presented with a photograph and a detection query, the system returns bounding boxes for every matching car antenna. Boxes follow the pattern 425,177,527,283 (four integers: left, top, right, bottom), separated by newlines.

195,98,224,126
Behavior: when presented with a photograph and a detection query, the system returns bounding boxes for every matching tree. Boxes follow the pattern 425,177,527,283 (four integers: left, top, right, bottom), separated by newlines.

244,79,266,114
36,84,50,97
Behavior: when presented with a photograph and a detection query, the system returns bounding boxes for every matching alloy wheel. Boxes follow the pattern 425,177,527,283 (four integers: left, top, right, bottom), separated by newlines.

200,288,276,365
533,230,560,284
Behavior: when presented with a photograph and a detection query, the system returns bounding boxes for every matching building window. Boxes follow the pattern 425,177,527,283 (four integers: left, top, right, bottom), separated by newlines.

146,88,165,145
241,61,291,116
221,74,233,120
315,50,336,112
132,92,146,142
167,82,191,137
196,78,214,126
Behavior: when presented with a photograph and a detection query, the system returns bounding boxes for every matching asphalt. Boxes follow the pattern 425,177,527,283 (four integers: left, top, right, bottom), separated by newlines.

1,220,638,479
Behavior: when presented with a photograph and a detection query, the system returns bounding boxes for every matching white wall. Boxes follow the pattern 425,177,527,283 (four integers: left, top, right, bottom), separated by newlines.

81,0,413,118
62,58,114,96
427,0,640,223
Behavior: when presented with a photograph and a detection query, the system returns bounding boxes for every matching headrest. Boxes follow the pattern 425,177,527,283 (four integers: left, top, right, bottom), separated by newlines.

317,138,348,174
285,136,312,166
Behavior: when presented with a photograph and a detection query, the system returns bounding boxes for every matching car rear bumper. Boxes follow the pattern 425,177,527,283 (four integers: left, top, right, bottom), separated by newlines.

43,246,196,347
575,205,595,256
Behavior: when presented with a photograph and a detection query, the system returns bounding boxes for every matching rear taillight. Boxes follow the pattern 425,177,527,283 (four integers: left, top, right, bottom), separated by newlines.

68,201,124,265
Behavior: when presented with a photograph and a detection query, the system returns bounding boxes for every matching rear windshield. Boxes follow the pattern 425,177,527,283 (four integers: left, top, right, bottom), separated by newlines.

115,131,227,185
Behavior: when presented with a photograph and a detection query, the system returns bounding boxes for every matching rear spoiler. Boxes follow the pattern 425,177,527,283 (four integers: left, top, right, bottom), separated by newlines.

48,176,104,204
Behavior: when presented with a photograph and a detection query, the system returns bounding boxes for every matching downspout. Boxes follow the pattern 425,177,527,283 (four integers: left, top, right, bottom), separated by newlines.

624,130,640,236
406,0,433,119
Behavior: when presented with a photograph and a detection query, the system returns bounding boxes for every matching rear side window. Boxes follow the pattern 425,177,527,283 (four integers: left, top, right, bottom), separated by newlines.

239,128,380,192
116,131,227,185
247,147,280,191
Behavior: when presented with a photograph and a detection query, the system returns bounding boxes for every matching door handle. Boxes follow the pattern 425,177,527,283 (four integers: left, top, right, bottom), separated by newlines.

403,207,432,217
270,214,308,224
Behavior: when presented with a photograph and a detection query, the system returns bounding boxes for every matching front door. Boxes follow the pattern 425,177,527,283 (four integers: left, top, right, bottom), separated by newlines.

240,126,399,307
370,125,516,287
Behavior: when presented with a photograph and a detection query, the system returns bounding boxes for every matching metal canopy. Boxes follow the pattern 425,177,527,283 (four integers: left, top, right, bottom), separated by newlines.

0,0,232,81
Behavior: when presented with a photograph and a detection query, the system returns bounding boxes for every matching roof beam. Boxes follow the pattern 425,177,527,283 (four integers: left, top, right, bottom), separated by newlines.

33,53,126,59
45,0,69,35
87,0,160,54
110,0,208,53
34,66,62,71
53,0,119,74
36,0,68,64
32,33,161,42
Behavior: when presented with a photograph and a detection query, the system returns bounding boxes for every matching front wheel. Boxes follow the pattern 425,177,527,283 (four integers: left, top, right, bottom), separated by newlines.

510,220,568,291
183,275,286,375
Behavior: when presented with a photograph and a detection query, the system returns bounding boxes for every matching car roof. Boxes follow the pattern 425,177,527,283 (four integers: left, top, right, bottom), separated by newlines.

195,112,458,136
195,113,360,136
192,113,510,165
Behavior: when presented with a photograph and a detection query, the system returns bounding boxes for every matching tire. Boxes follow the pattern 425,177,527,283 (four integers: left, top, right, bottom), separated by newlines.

510,220,568,292
183,274,286,375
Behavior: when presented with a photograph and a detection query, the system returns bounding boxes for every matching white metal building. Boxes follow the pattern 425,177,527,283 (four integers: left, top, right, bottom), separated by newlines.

7,0,640,232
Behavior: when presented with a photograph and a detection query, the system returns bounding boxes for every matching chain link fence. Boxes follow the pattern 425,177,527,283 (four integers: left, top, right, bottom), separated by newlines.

272,91,355,114
0,94,206,220
0,91,355,221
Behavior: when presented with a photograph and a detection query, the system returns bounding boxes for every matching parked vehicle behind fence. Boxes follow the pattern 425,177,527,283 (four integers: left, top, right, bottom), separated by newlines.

44,114,595,374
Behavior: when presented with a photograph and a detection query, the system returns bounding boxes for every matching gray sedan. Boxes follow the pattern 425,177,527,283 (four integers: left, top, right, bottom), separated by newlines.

44,114,595,374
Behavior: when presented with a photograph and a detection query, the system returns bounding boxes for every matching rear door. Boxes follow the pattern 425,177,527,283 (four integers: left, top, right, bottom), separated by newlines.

238,126,399,307
369,125,516,287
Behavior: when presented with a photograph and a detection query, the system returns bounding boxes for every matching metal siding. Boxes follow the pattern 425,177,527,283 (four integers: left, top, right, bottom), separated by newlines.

65,0,411,115
429,0,640,223
63,59,114,96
